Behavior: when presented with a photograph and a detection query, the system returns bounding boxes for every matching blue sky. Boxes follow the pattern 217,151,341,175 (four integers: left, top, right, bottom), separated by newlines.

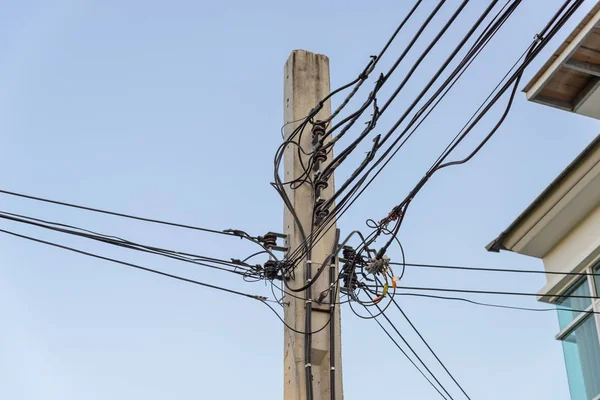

1,1,599,399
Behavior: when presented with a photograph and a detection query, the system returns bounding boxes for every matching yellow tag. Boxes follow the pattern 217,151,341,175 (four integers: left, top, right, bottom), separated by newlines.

382,283,389,297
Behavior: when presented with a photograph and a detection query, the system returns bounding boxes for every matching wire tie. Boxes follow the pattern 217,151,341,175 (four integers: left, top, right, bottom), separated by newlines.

305,363,312,369
330,367,335,371
330,303,335,309
306,299,312,304
306,278,313,283
306,260,313,264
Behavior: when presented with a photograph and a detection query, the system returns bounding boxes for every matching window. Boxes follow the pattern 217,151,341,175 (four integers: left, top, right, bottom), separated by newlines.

557,279,592,329
557,272,600,400
561,316,600,400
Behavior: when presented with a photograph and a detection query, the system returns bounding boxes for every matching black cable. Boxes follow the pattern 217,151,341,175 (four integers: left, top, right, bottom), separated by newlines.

288,0,510,265
0,211,257,277
0,189,241,238
316,0,515,244
363,284,600,300
378,45,527,257
392,292,600,315
355,0,579,259
319,0,471,204
323,0,446,143
363,305,451,399
0,228,269,301
325,0,424,124
388,293,472,399
0,228,345,337
279,1,449,262
391,261,600,277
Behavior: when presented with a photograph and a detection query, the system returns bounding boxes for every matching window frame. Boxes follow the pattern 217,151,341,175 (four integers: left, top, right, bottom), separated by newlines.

556,274,596,340
592,263,600,345
555,260,600,400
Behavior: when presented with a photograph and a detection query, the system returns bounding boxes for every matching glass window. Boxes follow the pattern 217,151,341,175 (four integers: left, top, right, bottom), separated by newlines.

561,315,600,400
557,279,592,329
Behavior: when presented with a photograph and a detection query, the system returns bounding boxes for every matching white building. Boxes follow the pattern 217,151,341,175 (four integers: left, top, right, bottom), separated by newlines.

487,4,600,399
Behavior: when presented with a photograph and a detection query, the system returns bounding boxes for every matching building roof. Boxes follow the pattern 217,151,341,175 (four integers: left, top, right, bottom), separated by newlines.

487,134,600,257
523,1,600,119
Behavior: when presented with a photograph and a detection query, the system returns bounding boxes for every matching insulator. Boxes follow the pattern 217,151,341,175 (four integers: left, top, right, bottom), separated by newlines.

317,208,329,218
314,179,328,191
314,148,327,164
311,122,326,139
262,232,277,249
314,198,330,226
264,260,279,280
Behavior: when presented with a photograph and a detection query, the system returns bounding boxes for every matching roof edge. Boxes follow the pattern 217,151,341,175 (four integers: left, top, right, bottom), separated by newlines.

486,134,600,254
522,1,600,93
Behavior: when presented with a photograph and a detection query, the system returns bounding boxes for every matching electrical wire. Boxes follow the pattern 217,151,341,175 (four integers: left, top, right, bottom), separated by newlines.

388,293,472,399
391,261,600,277
328,0,580,262
364,304,453,399
0,189,244,238
392,292,600,315
287,0,515,266
363,284,600,300
0,211,259,278
0,228,269,301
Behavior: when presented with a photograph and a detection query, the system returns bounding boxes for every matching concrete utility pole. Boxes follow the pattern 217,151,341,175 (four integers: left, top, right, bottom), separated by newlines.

283,50,343,400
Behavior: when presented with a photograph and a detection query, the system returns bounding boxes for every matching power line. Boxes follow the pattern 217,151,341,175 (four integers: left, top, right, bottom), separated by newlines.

391,261,600,277
0,228,268,301
366,0,580,259
0,211,258,278
363,284,600,300
383,278,472,400
287,0,515,266
392,292,600,315
364,306,453,400
1,228,344,336
0,189,242,238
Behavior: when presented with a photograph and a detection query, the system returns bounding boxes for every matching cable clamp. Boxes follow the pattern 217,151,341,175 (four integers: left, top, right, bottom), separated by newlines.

305,299,312,304
330,366,335,371
306,260,314,264
306,278,313,283
330,303,335,309
305,363,312,369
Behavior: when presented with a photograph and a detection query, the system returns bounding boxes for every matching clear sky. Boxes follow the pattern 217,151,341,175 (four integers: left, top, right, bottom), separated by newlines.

1,1,599,399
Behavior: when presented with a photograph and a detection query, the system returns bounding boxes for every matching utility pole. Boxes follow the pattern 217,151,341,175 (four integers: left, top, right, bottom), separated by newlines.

283,50,343,400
